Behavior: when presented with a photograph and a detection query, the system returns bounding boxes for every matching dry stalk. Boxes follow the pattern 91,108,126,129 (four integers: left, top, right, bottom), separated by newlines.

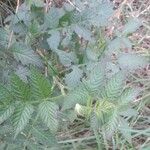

7,0,20,49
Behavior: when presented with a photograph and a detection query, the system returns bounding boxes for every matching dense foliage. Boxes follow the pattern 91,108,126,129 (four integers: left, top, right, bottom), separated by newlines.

0,0,149,149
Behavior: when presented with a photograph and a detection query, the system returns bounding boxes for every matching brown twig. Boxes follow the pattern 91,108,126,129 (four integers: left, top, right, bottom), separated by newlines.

7,0,20,49
45,0,52,12
53,77,67,96
113,0,128,19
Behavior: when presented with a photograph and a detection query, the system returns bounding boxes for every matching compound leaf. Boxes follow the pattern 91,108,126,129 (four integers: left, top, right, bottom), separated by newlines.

13,103,34,138
12,43,42,67
0,104,15,124
118,53,148,70
64,65,83,89
102,72,125,99
30,68,52,100
38,101,59,133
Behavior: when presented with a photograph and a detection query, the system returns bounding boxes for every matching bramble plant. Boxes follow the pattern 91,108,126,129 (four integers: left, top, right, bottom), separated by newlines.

0,0,149,149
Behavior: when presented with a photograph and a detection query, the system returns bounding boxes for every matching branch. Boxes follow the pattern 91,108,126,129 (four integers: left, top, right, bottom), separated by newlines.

7,0,20,49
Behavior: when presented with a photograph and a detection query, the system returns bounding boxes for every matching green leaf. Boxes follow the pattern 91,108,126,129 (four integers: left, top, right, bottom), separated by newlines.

2,143,21,150
86,48,100,61
73,0,85,10
120,87,141,104
59,11,72,27
13,103,34,138
107,37,132,55
0,84,10,101
0,143,6,150
56,49,78,67
70,11,83,24
106,62,120,78
85,63,105,93
91,101,115,128
12,43,42,67
105,110,119,134
0,104,15,124
11,74,31,101
119,118,132,143
29,20,40,36
25,142,40,150
62,85,90,110
15,66,29,82
72,25,93,41
122,18,142,36
118,53,148,70
12,4,30,25
0,124,13,135
30,68,52,100
88,100,120,134
82,1,114,27
26,0,44,7
119,108,138,118
70,1,114,27
0,28,9,49
90,112,100,130
63,109,77,123
31,127,57,146
64,65,83,89
95,101,114,115
141,147,150,150
61,29,73,47
47,31,60,51
12,22,28,34
44,7,64,29
102,72,125,99
38,101,59,133
63,2,74,12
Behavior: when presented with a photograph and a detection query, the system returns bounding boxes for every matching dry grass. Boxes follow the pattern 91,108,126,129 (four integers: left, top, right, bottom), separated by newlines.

0,0,149,149
112,0,150,55
112,1,150,148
